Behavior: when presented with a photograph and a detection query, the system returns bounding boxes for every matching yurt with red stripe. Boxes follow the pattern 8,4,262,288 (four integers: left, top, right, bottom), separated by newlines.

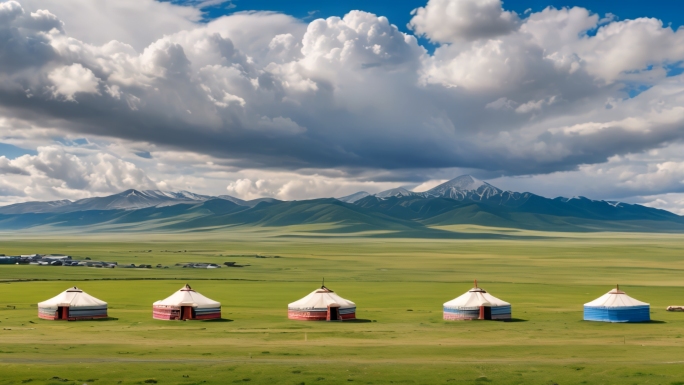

443,281,511,321
38,287,108,321
153,284,221,320
288,284,356,321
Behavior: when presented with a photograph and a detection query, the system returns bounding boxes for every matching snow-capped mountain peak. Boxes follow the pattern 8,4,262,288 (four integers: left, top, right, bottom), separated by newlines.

374,187,417,199
338,176,509,202
427,175,498,193
70,189,212,211
443,175,486,190
113,189,212,201
0,189,213,214
145,190,209,201
424,175,503,201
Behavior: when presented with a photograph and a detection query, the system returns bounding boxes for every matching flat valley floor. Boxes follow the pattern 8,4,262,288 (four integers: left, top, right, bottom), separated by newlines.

0,226,683,384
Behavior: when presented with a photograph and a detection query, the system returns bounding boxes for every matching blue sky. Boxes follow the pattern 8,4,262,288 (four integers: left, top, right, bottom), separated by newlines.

193,0,684,32
0,143,36,158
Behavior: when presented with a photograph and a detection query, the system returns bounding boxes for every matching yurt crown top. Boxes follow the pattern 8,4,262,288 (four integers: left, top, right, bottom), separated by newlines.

316,278,334,293
609,284,625,294
181,284,194,291
468,279,487,293
66,287,83,292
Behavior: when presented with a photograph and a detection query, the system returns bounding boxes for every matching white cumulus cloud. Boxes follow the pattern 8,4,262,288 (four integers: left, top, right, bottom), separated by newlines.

409,0,519,43
48,64,100,101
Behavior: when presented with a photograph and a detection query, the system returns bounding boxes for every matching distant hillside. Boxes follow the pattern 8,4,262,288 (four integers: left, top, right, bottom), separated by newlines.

0,189,274,214
0,175,682,235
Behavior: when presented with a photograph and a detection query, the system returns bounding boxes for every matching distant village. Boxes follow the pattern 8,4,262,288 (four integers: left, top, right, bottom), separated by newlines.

0,254,114,267
0,253,254,269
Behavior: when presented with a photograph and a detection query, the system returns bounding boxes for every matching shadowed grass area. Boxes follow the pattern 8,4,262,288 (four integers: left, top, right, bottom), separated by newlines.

0,228,683,384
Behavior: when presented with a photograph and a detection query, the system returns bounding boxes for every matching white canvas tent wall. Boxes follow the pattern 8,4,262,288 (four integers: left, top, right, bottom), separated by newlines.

584,286,650,322
288,285,356,321
38,287,107,320
443,281,511,320
153,284,221,320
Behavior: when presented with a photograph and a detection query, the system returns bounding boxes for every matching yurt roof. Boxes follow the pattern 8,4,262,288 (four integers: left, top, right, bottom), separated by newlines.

443,283,509,308
153,284,220,309
584,287,649,308
38,287,107,308
288,286,356,309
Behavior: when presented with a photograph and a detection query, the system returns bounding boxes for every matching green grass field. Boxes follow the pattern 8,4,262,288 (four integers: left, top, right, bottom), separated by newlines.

1,227,684,384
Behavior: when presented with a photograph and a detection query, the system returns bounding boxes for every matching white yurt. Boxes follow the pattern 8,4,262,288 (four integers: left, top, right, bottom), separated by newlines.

443,281,511,321
584,285,650,323
153,284,221,320
288,284,356,321
38,287,108,321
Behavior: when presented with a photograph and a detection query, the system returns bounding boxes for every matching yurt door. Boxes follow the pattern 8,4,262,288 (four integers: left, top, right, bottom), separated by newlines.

327,304,340,321
58,306,69,320
483,307,492,320
181,306,193,320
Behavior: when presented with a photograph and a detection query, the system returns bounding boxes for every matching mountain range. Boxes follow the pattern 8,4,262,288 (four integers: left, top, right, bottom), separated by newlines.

0,175,682,235
0,190,278,214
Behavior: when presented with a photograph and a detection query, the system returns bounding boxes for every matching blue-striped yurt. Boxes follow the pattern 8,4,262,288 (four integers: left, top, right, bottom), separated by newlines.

443,281,511,321
584,286,650,323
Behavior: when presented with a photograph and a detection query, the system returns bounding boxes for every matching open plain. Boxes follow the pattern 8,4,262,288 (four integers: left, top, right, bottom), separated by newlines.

1,227,684,384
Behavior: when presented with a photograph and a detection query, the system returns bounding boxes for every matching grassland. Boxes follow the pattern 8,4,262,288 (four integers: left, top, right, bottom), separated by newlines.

0,227,683,384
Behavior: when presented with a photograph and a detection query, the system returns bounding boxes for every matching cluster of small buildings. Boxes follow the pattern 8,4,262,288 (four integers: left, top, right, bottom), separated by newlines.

178,263,222,269
0,254,118,267
0,254,73,265
120,264,169,269
2,254,246,270
35,281,655,323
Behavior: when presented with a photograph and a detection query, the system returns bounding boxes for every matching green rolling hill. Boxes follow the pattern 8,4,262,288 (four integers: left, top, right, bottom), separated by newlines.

0,176,682,235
